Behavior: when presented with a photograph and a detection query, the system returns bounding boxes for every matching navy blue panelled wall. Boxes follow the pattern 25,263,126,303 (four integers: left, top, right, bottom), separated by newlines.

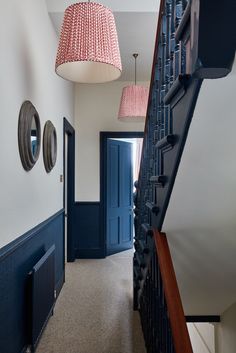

0,210,64,353
74,202,103,258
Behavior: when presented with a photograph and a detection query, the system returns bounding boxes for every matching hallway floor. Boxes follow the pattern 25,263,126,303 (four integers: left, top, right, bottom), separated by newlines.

36,250,146,353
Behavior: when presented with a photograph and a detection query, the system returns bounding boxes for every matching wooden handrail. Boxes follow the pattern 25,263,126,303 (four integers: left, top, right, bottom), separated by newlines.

154,229,193,353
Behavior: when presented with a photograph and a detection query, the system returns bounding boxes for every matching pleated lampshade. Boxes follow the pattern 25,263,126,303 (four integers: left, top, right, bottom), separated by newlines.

55,2,122,83
118,85,149,122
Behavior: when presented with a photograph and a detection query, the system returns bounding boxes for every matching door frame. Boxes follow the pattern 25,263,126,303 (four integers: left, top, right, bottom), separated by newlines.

100,131,144,257
63,118,75,262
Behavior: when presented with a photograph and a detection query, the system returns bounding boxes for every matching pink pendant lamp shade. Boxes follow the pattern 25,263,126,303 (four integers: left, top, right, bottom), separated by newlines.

118,54,149,122
118,85,149,122
55,2,122,83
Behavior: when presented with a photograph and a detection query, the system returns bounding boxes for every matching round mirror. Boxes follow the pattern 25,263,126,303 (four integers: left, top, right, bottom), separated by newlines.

43,121,57,173
18,101,41,171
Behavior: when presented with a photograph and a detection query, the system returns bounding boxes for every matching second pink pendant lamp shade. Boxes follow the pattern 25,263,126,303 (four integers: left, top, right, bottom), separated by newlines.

55,2,122,83
118,54,149,122
118,85,149,122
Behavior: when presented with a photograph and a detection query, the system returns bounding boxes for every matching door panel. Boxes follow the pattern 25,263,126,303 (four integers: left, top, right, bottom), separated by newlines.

120,142,132,207
110,145,119,208
109,217,120,245
122,214,132,242
107,139,133,255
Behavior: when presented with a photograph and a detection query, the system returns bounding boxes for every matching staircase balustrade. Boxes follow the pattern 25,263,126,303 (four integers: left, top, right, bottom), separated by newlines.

133,0,236,351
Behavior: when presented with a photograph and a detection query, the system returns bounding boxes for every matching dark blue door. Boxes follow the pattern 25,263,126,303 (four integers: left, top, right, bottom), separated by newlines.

106,139,133,255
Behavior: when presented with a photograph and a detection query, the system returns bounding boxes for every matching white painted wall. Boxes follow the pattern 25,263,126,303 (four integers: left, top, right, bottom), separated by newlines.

188,323,215,353
0,0,74,248
215,302,236,353
74,81,147,201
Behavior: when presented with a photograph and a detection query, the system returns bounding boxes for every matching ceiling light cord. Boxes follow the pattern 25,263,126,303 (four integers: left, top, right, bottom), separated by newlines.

133,53,138,85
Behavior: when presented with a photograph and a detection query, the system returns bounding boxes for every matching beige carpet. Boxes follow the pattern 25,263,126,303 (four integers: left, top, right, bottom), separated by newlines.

36,250,146,353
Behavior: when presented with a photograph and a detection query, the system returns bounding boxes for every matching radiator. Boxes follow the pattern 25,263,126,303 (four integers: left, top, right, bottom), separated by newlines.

29,245,55,352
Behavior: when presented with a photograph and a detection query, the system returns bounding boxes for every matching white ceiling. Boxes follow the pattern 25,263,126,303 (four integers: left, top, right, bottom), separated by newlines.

46,1,159,81
45,0,159,13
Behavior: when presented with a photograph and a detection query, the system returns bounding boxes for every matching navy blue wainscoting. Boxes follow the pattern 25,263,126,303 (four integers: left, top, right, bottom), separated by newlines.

0,210,65,353
74,202,104,258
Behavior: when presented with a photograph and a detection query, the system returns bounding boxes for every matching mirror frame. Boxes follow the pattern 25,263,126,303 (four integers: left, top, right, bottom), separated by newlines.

18,101,41,171
43,120,57,173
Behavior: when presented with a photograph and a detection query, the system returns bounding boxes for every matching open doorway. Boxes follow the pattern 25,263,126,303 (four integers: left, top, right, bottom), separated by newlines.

100,132,144,258
112,138,143,192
